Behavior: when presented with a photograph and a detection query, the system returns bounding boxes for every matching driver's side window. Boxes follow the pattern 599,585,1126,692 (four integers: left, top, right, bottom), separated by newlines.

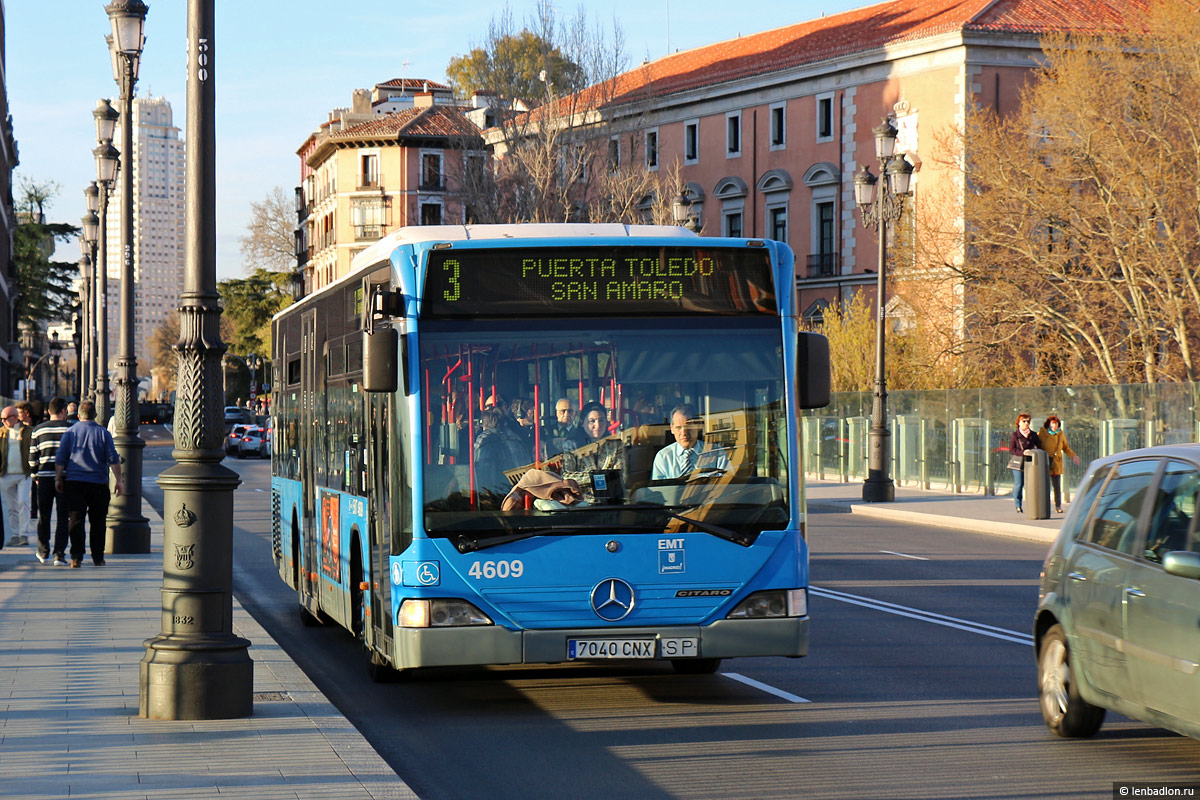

1143,460,1200,563
1082,459,1160,556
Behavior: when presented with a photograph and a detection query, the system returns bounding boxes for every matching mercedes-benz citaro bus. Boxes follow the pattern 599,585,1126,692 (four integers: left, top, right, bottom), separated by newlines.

270,223,830,681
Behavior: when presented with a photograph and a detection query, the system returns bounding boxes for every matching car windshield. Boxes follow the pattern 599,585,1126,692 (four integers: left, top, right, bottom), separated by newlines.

419,318,789,545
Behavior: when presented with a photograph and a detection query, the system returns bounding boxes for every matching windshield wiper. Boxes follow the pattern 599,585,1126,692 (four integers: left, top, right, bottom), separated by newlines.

570,503,757,547
449,524,648,553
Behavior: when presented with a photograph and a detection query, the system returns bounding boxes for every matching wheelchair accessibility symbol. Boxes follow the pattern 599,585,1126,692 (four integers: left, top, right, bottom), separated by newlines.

416,562,440,585
401,560,441,586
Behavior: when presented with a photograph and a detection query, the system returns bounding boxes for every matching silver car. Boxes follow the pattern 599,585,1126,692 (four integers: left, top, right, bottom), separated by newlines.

1035,445,1200,739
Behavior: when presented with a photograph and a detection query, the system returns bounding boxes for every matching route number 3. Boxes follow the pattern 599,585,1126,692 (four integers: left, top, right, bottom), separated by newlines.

442,260,461,302
468,560,524,580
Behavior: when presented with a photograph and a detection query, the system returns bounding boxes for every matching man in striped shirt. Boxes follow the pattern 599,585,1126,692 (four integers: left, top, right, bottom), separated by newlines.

30,398,72,564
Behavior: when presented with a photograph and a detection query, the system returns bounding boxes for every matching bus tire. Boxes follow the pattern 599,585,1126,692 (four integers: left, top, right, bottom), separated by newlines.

365,647,399,683
298,602,324,627
672,658,721,675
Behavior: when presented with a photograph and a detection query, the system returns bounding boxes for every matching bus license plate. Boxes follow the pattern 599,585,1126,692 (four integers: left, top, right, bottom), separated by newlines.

568,639,655,660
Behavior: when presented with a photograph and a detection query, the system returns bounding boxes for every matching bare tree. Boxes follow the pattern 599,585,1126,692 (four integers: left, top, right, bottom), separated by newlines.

452,1,665,224
238,186,295,274
914,0,1200,387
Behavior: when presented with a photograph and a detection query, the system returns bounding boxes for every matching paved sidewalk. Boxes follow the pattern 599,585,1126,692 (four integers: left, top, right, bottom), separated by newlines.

805,479,1063,543
0,499,417,800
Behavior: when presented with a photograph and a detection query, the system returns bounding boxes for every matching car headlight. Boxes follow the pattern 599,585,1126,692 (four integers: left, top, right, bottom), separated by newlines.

398,598,493,628
725,589,807,619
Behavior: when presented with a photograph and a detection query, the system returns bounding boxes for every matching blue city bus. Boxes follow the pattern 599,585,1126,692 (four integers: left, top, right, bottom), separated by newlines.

270,223,830,680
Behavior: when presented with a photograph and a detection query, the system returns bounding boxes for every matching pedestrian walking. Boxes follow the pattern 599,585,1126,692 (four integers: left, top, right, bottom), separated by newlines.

1038,415,1081,514
1,404,34,547
1008,412,1042,514
54,401,123,568
30,398,73,565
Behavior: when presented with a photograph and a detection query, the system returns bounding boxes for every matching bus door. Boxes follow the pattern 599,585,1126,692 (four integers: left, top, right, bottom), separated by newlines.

299,309,318,601
366,391,393,652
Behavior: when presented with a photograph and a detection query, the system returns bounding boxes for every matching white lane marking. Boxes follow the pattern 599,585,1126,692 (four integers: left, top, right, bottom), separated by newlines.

722,672,811,703
810,585,1035,647
879,549,929,561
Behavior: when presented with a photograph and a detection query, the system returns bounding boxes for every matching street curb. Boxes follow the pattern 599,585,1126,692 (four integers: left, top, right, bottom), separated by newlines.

807,499,1059,544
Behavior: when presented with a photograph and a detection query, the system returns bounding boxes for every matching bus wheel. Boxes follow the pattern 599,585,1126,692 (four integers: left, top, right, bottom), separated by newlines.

365,647,399,683
672,658,721,675
298,603,324,627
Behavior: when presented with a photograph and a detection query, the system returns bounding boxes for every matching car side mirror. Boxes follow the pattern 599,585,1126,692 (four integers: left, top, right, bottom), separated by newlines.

1162,550,1200,580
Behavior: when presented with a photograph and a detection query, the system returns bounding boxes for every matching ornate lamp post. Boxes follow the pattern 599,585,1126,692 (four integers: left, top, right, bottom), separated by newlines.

71,309,83,399
141,0,253,720
105,0,151,553
853,118,914,503
671,187,702,233
79,203,98,402
93,101,119,419
49,331,62,397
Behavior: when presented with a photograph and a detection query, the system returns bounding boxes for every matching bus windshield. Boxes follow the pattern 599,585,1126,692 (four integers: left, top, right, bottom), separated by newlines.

419,318,789,547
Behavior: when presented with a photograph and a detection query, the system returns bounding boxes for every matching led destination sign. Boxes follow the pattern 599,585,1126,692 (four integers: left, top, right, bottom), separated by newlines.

423,246,776,317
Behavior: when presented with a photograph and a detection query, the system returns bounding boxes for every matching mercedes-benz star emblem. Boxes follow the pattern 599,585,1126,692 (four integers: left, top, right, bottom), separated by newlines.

590,578,635,621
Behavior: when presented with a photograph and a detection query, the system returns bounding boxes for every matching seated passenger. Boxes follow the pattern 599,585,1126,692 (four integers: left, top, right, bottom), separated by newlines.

561,401,624,477
543,397,586,455
651,404,729,480
473,407,530,497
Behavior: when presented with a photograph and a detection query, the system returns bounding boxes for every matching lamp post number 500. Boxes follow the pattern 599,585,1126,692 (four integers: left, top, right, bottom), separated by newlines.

196,39,209,82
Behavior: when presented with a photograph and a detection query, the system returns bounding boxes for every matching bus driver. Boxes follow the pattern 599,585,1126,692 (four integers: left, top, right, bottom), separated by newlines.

651,404,729,480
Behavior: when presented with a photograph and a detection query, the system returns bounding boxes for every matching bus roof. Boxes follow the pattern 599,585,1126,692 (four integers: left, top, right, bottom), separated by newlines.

350,223,698,273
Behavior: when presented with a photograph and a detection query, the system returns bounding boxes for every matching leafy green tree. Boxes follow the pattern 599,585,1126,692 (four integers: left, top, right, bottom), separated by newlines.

447,27,585,102
217,268,291,357
13,178,79,329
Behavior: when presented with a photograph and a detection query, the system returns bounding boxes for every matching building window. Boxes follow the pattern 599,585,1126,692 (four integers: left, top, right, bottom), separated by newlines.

421,153,443,190
352,197,386,241
726,111,741,157
684,119,699,164
816,93,835,142
645,129,659,170
723,210,743,238
806,200,839,277
769,102,786,150
768,205,788,243
608,136,620,171
359,153,378,188
420,202,442,226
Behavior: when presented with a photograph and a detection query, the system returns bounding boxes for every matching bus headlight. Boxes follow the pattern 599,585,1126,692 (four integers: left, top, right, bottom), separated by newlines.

725,589,807,619
398,598,493,628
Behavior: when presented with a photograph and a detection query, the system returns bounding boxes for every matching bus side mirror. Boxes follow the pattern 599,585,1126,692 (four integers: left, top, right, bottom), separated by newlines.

363,327,398,393
797,332,831,409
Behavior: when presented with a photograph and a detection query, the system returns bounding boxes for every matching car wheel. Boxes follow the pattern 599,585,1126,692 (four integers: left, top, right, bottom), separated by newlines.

1038,623,1105,737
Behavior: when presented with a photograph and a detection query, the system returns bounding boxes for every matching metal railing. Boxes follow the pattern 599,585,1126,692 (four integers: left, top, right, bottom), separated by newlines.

802,381,1200,498
806,252,840,278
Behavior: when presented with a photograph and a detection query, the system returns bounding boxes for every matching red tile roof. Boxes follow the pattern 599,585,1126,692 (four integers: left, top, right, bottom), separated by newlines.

602,0,1149,104
331,105,479,141
376,78,451,91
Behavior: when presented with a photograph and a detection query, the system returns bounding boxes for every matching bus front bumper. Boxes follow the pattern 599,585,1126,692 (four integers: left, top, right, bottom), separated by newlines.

392,616,808,670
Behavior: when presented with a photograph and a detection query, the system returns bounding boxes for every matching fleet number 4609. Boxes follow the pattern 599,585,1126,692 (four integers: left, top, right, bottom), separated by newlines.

467,560,524,579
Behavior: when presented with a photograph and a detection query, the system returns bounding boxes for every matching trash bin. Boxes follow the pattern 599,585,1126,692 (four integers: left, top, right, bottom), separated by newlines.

1024,448,1051,520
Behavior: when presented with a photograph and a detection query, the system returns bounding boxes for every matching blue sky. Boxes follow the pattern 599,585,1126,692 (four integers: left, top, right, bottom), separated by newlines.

8,0,866,282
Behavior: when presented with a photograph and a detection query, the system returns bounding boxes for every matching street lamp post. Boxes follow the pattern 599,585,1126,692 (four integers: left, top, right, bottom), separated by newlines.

93,101,119,419
50,331,62,397
71,310,82,399
141,0,253,720
853,118,914,504
671,187,703,233
104,0,151,553
78,221,95,403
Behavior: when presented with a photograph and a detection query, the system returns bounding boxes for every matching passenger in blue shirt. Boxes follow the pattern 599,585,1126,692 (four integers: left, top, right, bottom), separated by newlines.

54,401,123,568
651,404,729,480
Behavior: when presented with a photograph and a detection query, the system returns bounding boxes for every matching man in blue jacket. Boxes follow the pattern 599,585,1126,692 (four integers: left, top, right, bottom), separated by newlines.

54,401,124,568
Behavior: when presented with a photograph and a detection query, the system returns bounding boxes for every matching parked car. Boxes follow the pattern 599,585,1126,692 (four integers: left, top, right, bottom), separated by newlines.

1035,445,1200,740
236,425,269,459
224,423,252,456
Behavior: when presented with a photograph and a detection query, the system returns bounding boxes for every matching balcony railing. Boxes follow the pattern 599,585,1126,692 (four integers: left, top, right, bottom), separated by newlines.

355,225,383,241
806,252,841,278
